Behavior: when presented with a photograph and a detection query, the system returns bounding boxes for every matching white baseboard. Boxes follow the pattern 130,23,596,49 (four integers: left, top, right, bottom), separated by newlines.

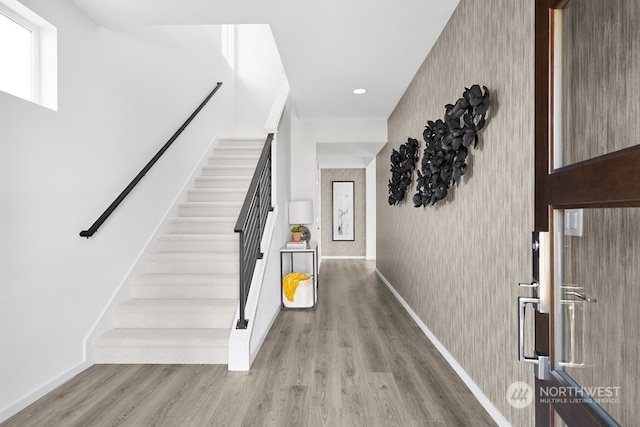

321,256,366,260
0,361,92,423
375,269,511,427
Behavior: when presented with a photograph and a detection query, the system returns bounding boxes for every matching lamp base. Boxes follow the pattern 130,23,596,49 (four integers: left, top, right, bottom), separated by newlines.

300,225,311,242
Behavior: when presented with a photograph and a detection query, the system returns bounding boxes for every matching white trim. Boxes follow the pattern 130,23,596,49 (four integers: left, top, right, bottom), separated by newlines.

321,255,366,260
375,269,512,427
264,79,290,134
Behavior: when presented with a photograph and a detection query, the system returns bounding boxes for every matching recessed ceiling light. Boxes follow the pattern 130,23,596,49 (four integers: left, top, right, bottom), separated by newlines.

353,88,367,95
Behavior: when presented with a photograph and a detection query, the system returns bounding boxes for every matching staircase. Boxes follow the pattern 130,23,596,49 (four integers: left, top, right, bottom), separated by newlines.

95,139,263,364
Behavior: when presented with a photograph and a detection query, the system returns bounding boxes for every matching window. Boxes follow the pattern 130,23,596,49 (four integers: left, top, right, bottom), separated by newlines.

0,0,56,110
0,11,33,100
221,24,235,70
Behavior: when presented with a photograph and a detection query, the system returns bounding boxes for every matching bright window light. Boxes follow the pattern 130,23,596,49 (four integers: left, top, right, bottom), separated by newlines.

0,11,33,101
221,24,235,70
0,1,57,110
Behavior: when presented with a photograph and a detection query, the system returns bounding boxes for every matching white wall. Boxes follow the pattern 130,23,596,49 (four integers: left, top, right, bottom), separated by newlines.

248,96,293,362
0,0,377,418
228,80,292,371
233,25,286,139
365,158,376,259
0,0,235,420
291,118,386,258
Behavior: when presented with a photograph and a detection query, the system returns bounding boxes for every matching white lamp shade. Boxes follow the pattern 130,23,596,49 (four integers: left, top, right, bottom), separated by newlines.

288,200,313,224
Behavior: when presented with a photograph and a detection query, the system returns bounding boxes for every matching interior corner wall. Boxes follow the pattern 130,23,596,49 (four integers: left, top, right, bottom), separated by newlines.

376,0,534,425
0,0,234,420
365,159,376,260
290,118,387,261
248,95,293,362
321,169,366,258
234,24,285,139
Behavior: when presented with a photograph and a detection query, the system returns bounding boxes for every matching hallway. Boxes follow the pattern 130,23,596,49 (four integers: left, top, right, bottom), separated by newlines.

2,260,496,426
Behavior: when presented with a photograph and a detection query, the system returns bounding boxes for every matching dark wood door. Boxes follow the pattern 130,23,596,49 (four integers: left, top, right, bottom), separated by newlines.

533,0,640,425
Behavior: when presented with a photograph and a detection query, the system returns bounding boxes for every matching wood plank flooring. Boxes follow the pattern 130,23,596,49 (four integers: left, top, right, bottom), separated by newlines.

2,260,497,427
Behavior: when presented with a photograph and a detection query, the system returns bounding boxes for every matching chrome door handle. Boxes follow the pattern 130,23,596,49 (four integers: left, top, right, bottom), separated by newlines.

518,282,539,288
518,297,539,364
516,231,551,380
563,290,597,303
518,296,550,379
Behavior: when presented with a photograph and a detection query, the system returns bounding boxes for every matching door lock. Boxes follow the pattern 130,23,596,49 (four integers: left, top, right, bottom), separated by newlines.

531,231,550,314
515,231,552,380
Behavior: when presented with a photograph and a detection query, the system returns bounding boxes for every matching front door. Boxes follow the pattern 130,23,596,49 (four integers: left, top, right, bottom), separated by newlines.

529,0,640,425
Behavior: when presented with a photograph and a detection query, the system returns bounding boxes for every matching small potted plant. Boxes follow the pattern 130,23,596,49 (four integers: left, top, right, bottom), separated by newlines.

291,226,303,242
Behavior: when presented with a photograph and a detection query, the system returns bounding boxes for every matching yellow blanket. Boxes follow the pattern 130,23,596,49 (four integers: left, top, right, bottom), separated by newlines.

283,272,309,302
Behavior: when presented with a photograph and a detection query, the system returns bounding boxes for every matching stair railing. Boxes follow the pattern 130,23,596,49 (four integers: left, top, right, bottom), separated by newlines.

234,133,274,329
79,82,223,238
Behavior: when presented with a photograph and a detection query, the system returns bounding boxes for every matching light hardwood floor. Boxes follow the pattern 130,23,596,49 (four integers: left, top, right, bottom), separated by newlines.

2,260,497,427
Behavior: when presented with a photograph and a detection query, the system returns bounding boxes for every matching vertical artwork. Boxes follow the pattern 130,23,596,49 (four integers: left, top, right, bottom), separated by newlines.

332,181,354,241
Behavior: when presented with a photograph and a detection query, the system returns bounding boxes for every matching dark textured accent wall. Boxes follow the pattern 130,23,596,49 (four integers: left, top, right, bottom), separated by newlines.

321,169,366,257
377,0,535,424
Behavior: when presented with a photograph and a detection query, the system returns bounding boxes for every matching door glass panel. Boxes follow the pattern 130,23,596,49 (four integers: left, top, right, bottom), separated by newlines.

555,207,640,425
560,0,640,167
554,412,568,427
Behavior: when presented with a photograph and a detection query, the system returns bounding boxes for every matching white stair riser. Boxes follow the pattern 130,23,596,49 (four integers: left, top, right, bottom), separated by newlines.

218,139,264,148
114,312,235,329
187,190,246,202
132,284,237,299
131,274,239,298
195,177,251,189
95,139,262,365
202,166,254,177
179,204,241,217
207,155,260,166
214,148,262,156
95,346,227,364
147,259,239,274
158,237,238,253
168,220,235,234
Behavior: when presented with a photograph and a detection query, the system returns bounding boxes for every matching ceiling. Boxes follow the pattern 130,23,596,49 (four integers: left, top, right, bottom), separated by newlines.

70,0,459,122
69,0,459,168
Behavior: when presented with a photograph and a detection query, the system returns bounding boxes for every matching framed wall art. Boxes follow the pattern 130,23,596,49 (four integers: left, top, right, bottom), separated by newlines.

332,181,354,241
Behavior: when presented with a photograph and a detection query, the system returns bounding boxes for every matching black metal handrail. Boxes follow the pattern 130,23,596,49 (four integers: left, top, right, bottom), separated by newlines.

234,133,274,329
80,82,223,238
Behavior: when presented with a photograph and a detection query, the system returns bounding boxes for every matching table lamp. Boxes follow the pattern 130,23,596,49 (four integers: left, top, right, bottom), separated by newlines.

288,200,313,242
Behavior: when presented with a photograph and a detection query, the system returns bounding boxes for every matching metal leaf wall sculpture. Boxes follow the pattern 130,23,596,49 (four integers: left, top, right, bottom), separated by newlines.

388,137,420,205
413,85,491,207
